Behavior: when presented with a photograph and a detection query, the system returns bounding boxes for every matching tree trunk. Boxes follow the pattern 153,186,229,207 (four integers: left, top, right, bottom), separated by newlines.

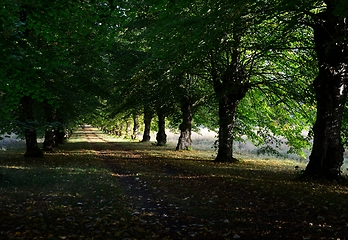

303,6,348,179
20,96,43,158
214,94,241,162
24,128,43,158
118,123,123,137
55,122,66,145
125,120,131,138
176,97,193,150
43,129,55,151
17,10,42,157
211,49,248,162
142,109,153,142
132,114,139,140
43,107,56,151
156,108,167,146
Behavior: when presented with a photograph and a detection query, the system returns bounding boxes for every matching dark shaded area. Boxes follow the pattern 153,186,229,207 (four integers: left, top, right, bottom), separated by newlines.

84,128,348,239
2,128,348,239
304,3,348,180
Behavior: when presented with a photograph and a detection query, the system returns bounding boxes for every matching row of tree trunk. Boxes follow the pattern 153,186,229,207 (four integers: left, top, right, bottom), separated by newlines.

20,95,68,157
20,2,348,181
148,1,348,180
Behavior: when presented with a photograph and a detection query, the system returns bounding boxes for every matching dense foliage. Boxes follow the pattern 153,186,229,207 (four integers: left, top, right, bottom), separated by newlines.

1,0,348,179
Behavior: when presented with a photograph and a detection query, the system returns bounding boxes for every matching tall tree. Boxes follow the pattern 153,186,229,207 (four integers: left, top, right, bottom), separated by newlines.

156,106,167,146
1,0,119,155
133,0,315,162
142,106,154,142
301,0,348,179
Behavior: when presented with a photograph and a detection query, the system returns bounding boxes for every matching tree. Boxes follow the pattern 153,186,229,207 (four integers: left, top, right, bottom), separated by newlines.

156,106,167,146
141,106,154,142
300,0,348,179
0,0,120,156
132,0,316,162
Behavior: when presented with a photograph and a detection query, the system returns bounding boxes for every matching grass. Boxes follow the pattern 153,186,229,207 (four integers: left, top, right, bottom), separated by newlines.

0,133,130,239
1,128,348,239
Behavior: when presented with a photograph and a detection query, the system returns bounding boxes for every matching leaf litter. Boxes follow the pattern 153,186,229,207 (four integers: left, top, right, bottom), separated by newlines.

1,128,348,239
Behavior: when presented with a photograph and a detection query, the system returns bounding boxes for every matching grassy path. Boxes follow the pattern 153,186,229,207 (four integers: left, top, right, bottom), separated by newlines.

1,127,348,239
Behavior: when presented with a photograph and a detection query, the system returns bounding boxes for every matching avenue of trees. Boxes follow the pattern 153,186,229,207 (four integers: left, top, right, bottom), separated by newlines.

1,0,348,180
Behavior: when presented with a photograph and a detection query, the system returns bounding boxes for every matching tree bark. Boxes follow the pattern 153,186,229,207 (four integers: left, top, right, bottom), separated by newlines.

43,129,55,151
17,8,42,157
156,108,167,146
211,47,248,162
214,93,243,163
43,107,56,151
55,121,66,145
132,114,139,140
142,109,153,142
303,5,348,179
176,97,193,150
125,120,131,138
20,96,43,158
118,123,124,137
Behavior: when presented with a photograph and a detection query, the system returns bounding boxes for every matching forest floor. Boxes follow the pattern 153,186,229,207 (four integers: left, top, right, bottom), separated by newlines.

1,127,348,240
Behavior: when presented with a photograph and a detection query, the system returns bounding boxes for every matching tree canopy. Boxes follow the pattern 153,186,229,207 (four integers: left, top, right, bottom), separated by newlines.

1,0,348,179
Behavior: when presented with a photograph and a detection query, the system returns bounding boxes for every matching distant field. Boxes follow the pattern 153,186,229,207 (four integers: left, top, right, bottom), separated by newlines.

3,128,348,173
0,133,26,151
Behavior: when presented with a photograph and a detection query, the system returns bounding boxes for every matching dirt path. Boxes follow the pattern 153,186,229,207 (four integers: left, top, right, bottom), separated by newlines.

82,127,204,239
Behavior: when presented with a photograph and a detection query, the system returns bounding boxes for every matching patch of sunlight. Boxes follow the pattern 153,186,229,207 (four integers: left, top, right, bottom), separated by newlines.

111,173,137,177
242,158,305,167
66,137,78,142
0,165,31,170
57,150,95,155
51,166,107,174
102,136,134,143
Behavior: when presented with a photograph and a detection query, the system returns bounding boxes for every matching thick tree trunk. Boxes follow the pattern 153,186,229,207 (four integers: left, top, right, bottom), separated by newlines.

156,108,167,146
214,94,240,162
303,7,348,179
176,97,193,150
24,128,43,158
17,11,42,157
20,96,43,158
211,57,248,162
142,109,153,142
304,77,347,179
